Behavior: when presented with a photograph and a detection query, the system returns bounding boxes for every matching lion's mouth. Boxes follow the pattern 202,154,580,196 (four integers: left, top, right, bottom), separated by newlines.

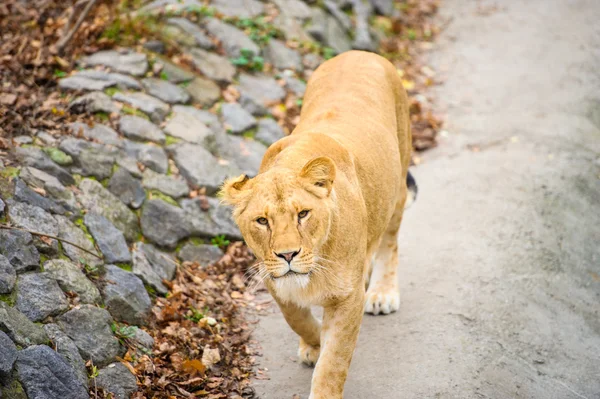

272,270,310,279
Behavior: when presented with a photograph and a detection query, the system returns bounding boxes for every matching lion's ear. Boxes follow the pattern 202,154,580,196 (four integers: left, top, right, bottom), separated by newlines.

219,174,252,205
299,157,336,197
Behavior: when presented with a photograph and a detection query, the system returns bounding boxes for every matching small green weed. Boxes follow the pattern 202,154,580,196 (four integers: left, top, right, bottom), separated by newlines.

160,71,169,81
53,69,68,78
231,16,280,44
185,306,204,323
211,234,230,249
231,48,264,72
88,365,99,379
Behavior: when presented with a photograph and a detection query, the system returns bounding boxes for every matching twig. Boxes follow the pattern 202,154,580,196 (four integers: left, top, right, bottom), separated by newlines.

0,224,103,259
56,0,98,55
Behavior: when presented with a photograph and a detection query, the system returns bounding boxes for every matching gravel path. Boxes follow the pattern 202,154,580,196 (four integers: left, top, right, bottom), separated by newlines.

252,1,600,398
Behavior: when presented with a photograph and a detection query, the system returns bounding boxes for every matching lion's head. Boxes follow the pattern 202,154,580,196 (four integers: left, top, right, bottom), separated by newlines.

220,156,337,294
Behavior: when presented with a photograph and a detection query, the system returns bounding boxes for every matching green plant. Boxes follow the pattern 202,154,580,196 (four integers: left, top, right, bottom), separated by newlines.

121,104,150,120
211,234,230,249
231,16,280,44
323,47,336,60
185,306,204,323
88,364,99,379
160,71,169,81
53,69,67,78
111,323,138,342
104,87,120,97
231,48,264,72
164,135,180,146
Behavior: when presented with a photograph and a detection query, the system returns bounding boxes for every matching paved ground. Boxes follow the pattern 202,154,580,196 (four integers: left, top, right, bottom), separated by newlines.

251,1,600,398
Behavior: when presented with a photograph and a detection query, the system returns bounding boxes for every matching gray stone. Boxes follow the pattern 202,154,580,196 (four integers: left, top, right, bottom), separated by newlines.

166,17,214,49
181,197,242,240
116,156,142,178
59,138,117,180
69,122,122,146
133,327,154,349
256,118,285,146
306,7,328,43
273,0,312,20
132,243,177,295
178,242,223,265
7,200,59,255
44,259,101,304
159,59,196,83
69,91,119,114
352,0,376,51
119,115,166,144
59,76,115,91
189,48,236,84
75,70,142,90
15,345,89,399
236,73,286,112
143,40,166,53
95,363,138,399
140,199,192,248
43,323,88,386
370,0,394,16
13,136,32,145
239,92,268,116
142,169,189,198
204,18,259,58
219,135,267,176
172,106,221,130
160,24,197,47
137,0,202,14
19,166,78,212
0,230,40,274
122,141,169,174
16,273,69,322
84,213,131,264
0,330,17,378
273,11,312,42
35,131,58,146
80,50,148,76
264,39,303,71
164,111,213,145
325,14,352,53
14,178,66,215
222,102,257,134
14,146,74,185
78,178,141,241
324,0,353,32
0,255,16,294
170,143,240,194
113,91,170,122
57,305,123,367
283,74,307,96
0,302,48,347
210,0,264,18
102,265,151,325
55,215,103,267
185,76,221,107
141,77,190,104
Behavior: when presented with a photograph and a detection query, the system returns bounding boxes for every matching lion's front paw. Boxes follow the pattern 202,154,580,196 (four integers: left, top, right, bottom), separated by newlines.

298,338,320,367
364,286,400,315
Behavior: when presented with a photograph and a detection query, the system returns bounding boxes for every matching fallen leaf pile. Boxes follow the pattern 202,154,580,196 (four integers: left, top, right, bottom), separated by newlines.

0,0,115,141
129,242,259,398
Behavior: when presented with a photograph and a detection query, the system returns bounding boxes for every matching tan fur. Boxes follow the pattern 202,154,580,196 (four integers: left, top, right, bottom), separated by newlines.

220,51,412,398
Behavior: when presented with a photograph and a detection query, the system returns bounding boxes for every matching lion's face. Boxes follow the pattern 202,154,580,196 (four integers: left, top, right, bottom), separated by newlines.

220,157,336,290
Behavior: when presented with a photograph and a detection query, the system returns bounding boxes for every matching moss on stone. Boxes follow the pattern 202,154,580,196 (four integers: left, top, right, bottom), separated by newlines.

74,217,96,246
0,166,20,179
121,104,151,120
42,147,73,166
0,291,17,306
164,135,180,146
115,262,133,272
147,190,179,207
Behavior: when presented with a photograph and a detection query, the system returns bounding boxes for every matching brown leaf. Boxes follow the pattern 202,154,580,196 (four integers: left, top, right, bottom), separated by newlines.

181,359,206,376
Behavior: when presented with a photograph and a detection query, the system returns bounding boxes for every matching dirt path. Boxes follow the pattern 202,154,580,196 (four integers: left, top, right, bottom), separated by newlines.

251,1,600,398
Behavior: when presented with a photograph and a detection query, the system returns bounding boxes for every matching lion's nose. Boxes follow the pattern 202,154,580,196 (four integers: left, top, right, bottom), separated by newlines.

275,250,300,263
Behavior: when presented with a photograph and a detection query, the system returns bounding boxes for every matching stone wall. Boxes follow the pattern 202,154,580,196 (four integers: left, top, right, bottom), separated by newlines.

0,0,398,397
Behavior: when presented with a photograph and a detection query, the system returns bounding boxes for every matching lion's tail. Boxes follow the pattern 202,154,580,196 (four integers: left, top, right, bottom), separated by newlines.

404,171,418,209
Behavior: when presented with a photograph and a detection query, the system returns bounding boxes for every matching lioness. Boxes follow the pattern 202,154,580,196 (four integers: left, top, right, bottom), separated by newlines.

220,50,416,398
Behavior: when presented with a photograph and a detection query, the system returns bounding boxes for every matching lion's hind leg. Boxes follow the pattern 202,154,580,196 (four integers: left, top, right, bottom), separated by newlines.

364,195,406,315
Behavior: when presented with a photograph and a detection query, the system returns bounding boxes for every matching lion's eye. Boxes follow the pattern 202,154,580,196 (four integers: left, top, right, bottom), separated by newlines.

298,210,309,219
256,217,269,226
